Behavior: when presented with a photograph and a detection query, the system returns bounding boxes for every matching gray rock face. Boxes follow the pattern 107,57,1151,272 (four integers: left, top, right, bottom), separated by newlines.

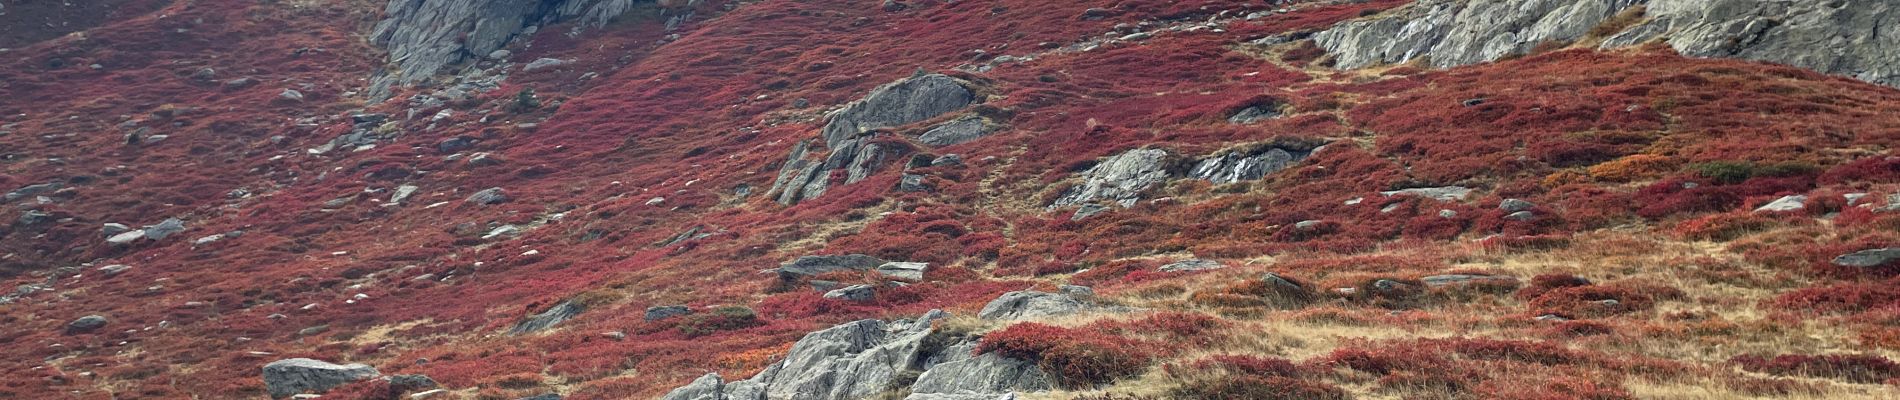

876,262,930,281
1188,146,1308,184
1754,195,1807,212
261,358,380,398
908,341,1051,398
978,291,1086,321
821,74,975,149
522,57,572,71
1228,104,1281,124
1315,0,1900,88
673,310,952,400
1051,148,1175,208
917,116,992,147
768,139,830,206
1382,186,1473,202
898,174,932,193
509,300,584,335
1500,198,1535,212
823,284,877,302
1158,259,1226,273
369,0,642,89
66,315,108,334
779,254,889,280
645,305,692,321
1833,248,1900,268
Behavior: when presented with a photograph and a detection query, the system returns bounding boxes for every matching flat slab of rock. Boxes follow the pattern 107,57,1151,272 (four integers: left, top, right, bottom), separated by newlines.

262,358,380,398
876,262,929,281
1158,259,1226,272
1755,195,1808,212
1833,248,1900,268
779,254,888,280
66,315,107,334
978,291,1086,321
1381,186,1472,202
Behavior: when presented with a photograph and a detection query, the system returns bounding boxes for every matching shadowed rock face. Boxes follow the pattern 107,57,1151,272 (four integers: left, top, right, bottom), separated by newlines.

1314,0,1900,87
368,0,649,98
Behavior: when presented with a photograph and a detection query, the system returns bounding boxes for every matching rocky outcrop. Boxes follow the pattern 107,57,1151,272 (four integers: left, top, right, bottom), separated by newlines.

369,0,651,97
1314,0,1900,88
821,74,976,148
1158,259,1226,273
768,74,976,205
261,358,381,398
1050,148,1176,208
907,341,1052,398
1188,144,1313,185
664,310,952,400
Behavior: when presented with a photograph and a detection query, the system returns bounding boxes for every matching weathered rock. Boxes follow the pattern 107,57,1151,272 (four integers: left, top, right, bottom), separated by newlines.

466,187,509,205
1499,198,1535,212
261,358,380,398
822,74,975,148
1050,148,1174,208
106,230,145,245
522,57,571,71
1755,195,1807,212
144,218,186,240
1833,248,1900,268
102,223,131,237
1421,274,1519,288
930,154,964,166
779,254,889,280
768,139,830,205
97,264,131,277
1159,259,1226,273
391,185,420,204
369,0,642,92
726,310,949,400
4,182,59,201
917,116,992,146
1382,186,1473,202
645,305,692,321
1505,211,1536,221
1058,285,1095,301
388,374,438,391
1227,104,1280,124
898,174,932,192
66,315,107,334
1315,0,1900,88
278,89,305,102
978,291,1085,321
509,300,584,334
908,341,1051,398
1071,204,1110,221
876,262,929,281
1188,146,1308,184
660,372,726,400
823,284,877,302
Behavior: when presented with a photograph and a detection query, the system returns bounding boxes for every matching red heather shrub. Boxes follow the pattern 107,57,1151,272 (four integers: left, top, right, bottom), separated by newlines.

1673,212,1780,240
1476,234,1573,253
1186,355,1301,378
1515,274,1594,301
1549,320,1615,337
1732,354,1900,384
1527,285,1659,318
976,323,1153,389
1188,274,1317,309
1476,376,1633,400
1818,155,1900,186
1168,376,1349,400
1771,283,1900,315
675,306,762,338
1442,338,1582,365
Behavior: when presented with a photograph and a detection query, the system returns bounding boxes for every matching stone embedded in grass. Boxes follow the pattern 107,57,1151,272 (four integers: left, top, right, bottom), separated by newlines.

1754,195,1807,212
66,315,107,334
1159,259,1226,273
143,218,186,240
1382,186,1472,202
778,254,888,280
822,284,876,302
509,300,584,335
466,187,508,205
979,290,1088,321
917,115,992,146
261,358,380,399
97,264,131,277
1420,274,1519,288
820,73,975,148
875,262,929,281
1499,198,1535,212
1833,248,1900,268
644,305,692,321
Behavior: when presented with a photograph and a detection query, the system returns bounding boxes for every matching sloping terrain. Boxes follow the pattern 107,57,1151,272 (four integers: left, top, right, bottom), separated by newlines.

0,0,1896,399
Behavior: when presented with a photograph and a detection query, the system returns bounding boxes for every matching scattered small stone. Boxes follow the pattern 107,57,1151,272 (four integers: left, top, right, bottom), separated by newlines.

391,185,419,204
1438,209,1458,218
602,331,627,340
487,49,512,60
1754,195,1807,213
897,174,931,192
482,225,520,240
191,68,217,80
1535,314,1569,322
1160,259,1225,272
144,218,186,240
107,230,145,245
1505,211,1535,221
1293,220,1324,230
1462,98,1487,107
102,223,131,237
1499,198,1534,212
467,152,505,166
222,77,259,90
523,58,571,71
278,89,305,103
97,265,131,277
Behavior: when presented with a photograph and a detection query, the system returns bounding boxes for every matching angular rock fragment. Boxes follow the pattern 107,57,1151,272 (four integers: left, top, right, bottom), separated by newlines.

821,74,975,148
509,300,584,335
261,358,380,398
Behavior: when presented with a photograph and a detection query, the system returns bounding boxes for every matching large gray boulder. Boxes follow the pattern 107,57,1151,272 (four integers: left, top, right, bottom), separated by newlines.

1050,148,1175,208
1314,0,1900,88
876,262,930,281
1833,248,1900,268
978,291,1087,321
66,315,108,334
261,358,381,398
779,254,889,280
821,74,975,149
